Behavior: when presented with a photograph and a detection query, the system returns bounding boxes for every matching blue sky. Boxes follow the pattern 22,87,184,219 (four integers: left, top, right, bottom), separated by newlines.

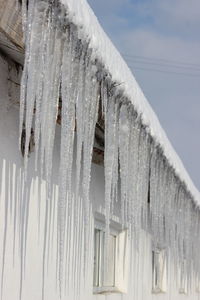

87,0,200,190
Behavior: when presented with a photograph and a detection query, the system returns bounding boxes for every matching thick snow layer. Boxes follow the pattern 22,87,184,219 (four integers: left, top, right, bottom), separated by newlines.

61,0,200,204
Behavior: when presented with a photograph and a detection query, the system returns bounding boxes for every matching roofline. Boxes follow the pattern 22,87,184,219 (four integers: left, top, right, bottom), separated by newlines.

60,0,200,205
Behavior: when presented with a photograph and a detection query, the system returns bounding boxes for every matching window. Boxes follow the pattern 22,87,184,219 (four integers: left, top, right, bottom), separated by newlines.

93,224,129,294
196,282,200,293
152,249,167,293
93,229,116,288
179,260,188,294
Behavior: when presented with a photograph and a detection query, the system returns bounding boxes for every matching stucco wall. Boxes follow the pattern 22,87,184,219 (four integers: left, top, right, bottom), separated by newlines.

0,54,200,300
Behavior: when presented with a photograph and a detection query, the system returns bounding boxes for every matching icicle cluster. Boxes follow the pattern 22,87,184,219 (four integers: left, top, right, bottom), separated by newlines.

19,0,98,298
2,0,199,299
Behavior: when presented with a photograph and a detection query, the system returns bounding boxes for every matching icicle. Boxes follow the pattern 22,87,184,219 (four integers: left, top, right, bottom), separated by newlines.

57,31,74,296
75,45,85,201
140,132,151,231
20,1,48,178
15,0,20,15
34,11,49,170
103,89,119,270
126,115,140,244
118,104,130,228
81,59,99,277
21,0,28,35
19,0,35,153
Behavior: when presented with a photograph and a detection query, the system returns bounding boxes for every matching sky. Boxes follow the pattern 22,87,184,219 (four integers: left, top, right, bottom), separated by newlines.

87,0,200,191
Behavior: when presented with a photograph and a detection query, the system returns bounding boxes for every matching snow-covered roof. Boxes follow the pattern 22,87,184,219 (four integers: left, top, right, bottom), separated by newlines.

61,0,200,205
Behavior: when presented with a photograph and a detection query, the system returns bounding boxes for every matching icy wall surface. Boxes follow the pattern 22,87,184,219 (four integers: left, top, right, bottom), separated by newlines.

2,0,198,299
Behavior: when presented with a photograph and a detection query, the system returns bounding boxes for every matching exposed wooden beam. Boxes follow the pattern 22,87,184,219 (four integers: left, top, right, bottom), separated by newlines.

0,0,24,64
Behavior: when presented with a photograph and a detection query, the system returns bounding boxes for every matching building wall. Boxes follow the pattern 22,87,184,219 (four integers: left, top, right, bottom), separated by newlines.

0,55,200,300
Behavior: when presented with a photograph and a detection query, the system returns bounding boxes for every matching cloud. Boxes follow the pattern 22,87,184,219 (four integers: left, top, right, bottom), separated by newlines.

156,0,200,26
88,0,200,39
133,0,200,38
116,28,200,62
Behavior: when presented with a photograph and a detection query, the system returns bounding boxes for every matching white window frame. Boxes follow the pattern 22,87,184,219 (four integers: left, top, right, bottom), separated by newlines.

152,248,167,294
93,218,129,294
196,282,200,293
179,259,188,294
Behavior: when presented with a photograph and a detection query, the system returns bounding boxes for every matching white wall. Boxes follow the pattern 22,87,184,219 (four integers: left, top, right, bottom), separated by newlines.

0,54,200,300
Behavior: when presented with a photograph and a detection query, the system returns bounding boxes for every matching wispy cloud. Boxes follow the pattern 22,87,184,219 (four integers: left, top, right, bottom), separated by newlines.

117,28,200,62
155,0,200,26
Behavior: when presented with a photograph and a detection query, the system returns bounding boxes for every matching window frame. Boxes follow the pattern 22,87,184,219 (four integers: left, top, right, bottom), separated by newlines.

179,259,188,294
152,248,167,294
93,228,117,289
196,283,200,293
93,218,129,295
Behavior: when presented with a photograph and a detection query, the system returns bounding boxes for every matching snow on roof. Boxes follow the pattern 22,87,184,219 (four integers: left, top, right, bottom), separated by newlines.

61,0,200,205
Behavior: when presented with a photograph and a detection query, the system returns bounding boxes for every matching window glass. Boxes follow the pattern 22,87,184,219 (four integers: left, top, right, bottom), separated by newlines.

93,229,116,288
152,249,167,293
93,225,129,294
179,260,187,294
